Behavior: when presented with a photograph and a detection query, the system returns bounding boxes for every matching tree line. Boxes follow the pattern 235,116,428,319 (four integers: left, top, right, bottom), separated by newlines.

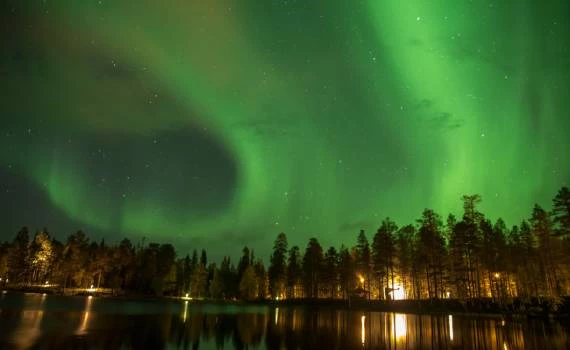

0,187,569,301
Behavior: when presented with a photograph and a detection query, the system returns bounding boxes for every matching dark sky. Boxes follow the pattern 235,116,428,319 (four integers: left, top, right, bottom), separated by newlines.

1,1,569,260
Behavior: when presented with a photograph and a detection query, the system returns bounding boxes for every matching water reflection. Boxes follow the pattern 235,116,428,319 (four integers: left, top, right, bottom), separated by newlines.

361,315,365,345
182,300,188,323
275,307,279,326
1,293,570,349
10,294,45,349
76,295,93,335
393,313,407,340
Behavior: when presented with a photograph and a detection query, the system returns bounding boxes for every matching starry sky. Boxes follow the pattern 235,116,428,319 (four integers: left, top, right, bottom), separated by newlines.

1,1,569,260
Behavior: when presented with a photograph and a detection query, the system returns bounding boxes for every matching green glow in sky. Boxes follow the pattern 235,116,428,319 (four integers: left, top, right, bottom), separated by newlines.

1,0,568,257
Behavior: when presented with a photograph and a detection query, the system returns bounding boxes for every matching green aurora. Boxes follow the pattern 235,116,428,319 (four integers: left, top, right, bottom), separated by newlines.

1,0,569,258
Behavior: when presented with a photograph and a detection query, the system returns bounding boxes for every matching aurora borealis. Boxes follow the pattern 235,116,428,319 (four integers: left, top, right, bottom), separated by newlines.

1,1,569,259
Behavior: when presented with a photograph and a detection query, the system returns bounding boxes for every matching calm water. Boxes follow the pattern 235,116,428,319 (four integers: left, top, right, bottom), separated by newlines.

1,292,569,349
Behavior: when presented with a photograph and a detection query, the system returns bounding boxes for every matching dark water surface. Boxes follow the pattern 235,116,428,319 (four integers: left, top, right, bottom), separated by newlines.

1,292,569,349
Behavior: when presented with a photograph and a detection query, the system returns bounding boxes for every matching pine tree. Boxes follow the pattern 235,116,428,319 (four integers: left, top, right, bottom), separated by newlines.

268,232,288,299
372,219,397,299
553,187,570,238
338,245,355,299
396,225,415,299
190,263,208,298
323,246,339,298
302,238,323,298
209,266,224,299
29,229,53,284
417,209,446,298
239,265,258,301
238,247,251,283
8,227,30,284
530,204,560,297
356,230,371,299
286,246,301,298
200,249,208,266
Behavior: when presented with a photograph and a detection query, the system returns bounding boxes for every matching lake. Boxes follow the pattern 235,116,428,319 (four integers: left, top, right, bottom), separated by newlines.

1,292,569,349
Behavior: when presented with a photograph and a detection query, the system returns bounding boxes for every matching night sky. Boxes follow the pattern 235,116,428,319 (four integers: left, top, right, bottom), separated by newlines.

1,1,569,260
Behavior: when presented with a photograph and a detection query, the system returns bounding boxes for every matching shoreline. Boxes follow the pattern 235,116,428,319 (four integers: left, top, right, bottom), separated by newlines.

3,286,568,319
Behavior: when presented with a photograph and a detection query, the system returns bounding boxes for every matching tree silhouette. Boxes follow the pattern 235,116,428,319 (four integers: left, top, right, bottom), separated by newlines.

268,232,288,299
417,209,446,299
302,238,323,298
553,187,570,238
1,186,570,303
356,230,371,299
286,246,302,298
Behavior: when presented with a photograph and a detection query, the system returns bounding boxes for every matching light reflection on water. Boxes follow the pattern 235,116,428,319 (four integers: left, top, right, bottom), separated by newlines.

76,295,93,335
449,314,454,341
0,293,569,349
361,315,365,345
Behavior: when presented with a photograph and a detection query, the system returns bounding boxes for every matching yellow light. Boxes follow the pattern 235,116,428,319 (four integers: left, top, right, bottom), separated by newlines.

275,307,279,325
494,273,500,278
391,314,407,340
390,283,406,300
361,315,366,344
448,315,454,341
77,294,93,335
183,301,188,322
359,275,365,284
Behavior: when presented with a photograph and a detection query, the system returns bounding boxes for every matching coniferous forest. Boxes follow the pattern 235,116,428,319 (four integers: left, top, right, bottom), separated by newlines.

1,187,569,304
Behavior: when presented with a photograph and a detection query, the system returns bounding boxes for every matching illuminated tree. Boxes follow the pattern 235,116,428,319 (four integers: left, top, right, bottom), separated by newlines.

190,263,208,298
490,219,508,297
61,230,90,288
29,229,54,284
254,259,267,299
239,265,258,301
356,230,371,299
395,224,415,299
87,239,112,290
372,218,397,299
